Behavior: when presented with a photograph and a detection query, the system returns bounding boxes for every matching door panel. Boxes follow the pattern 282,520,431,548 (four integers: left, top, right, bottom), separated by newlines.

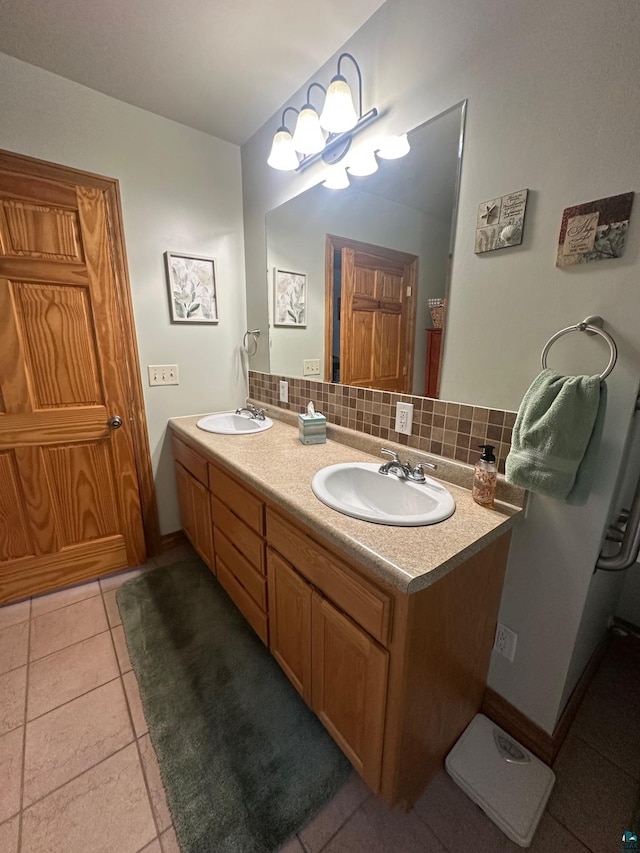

0,157,147,603
337,240,417,393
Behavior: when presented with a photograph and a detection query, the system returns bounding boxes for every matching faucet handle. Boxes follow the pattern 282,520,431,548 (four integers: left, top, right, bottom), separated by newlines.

380,447,401,464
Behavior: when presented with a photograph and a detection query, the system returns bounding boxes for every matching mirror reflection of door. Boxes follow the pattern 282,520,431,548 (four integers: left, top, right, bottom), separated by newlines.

325,235,418,393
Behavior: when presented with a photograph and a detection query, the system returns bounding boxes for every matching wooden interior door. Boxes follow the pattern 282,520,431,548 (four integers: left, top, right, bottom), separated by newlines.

0,152,152,603
311,592,388,792
326,237,417,393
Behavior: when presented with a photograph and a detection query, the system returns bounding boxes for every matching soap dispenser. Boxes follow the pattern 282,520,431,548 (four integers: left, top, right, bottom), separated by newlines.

472,444,497,508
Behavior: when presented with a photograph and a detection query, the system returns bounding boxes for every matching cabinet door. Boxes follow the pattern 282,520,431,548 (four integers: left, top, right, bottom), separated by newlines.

175,462,213,570
267,550,312,704
311,594,388,792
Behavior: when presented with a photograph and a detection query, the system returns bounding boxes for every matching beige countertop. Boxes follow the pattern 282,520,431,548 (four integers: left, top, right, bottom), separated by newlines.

169,415,522,595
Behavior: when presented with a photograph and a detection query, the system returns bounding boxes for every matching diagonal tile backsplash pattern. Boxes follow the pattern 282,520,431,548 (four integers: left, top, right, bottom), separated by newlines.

248,371,517,474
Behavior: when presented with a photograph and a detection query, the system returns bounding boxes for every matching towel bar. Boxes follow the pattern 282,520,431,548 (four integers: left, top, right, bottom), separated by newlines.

541,315,617,380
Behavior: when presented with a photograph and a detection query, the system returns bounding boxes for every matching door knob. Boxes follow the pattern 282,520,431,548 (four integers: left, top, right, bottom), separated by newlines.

108,415,123,429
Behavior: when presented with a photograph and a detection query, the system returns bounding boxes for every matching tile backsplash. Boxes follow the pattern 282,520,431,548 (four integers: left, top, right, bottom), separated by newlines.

248,372,517,474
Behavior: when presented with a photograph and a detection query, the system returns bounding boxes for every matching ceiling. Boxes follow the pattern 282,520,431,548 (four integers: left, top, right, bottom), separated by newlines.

0,0,387,145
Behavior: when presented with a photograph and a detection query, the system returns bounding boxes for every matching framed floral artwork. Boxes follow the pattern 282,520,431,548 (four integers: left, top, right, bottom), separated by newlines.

273,268,307,327
165,252,218,323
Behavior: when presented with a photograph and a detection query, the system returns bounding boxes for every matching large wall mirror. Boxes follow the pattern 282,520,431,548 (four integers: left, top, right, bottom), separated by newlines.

265,101,466,397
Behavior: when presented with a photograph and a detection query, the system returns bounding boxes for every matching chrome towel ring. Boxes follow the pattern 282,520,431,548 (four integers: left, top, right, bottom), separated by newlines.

540,315,617,381
242,329,261,357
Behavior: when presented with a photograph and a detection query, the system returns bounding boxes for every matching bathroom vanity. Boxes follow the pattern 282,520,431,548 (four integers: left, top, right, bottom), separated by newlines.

169,415,520,808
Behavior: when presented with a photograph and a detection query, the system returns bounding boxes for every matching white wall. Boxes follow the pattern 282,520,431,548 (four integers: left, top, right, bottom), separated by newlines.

241,0,640,732
266,184,450,392
0,53,247,536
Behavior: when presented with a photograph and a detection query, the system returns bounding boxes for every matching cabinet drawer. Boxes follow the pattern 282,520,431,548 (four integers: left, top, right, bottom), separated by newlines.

172,436,208,487
267,510,392,647
212,496,265,574
209,464,264,534
216,529,267,610
217,556,268,645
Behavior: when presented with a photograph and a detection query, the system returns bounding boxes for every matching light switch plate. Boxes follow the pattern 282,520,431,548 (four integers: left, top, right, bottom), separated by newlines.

279,380,289,402
303,359,321,376
148,364,179,386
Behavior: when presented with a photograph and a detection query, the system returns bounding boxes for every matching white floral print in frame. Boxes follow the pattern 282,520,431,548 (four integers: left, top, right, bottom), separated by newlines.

274,268,307,327
165,252,218,323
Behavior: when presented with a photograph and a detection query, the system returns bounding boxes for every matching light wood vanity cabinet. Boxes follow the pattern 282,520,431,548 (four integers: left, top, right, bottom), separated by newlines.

173,442,213,569
172,431,511,808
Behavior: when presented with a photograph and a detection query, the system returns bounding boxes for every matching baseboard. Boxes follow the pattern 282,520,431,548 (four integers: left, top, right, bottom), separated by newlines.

160,530,188,552
481,632,609,766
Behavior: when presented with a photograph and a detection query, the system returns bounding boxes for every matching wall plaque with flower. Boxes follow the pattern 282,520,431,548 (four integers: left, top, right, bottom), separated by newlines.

165,252,218,323
556,192,634,268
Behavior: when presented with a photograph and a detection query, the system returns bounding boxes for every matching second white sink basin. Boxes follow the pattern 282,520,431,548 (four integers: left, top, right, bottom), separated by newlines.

311,462,455,526
197,412,273,435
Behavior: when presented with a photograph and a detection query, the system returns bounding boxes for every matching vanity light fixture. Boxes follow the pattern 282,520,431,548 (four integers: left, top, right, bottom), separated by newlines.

347,149,379,177
267,53,378,172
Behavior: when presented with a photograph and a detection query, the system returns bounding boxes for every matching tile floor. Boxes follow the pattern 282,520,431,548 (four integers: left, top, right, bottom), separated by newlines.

1,547,638,853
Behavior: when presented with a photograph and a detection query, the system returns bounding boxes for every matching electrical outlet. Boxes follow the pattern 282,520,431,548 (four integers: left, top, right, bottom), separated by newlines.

148,364,179,386
395,402,414,436
279,380,289,403
493,622,517,662
303,359,321,376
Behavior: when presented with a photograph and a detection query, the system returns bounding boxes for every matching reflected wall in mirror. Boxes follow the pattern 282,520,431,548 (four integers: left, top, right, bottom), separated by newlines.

265,101,466,396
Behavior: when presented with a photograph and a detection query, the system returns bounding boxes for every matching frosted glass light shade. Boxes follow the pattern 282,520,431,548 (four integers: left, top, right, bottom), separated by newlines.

377,133,411,159
323,166,350,189
319,75,358,133
267,128,299,171
347,149,378,176
292,106,326,154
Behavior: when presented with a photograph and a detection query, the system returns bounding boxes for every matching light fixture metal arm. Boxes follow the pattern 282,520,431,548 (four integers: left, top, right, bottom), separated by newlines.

305,81,327,108
280,106,299,131
337,52,363,118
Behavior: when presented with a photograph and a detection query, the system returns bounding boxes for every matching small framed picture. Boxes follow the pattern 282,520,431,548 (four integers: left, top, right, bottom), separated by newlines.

165,252,218,323
273,268,307,327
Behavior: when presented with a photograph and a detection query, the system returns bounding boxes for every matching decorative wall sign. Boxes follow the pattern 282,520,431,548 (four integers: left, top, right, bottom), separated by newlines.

556,192,634,267
475,188,528,253
274,269,307,326
165,252,218,323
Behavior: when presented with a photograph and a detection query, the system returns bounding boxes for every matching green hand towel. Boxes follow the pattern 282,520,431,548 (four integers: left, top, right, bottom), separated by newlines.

505,369,603,500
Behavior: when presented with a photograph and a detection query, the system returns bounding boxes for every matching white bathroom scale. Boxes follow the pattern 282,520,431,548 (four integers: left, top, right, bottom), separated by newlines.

445,714,555,847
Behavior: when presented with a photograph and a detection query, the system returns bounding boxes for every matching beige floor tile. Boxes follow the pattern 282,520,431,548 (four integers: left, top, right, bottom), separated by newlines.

30,595,107,661
140,840,163,853
112,624,133,673
23,679,133,805
31,580,100,618
548,735,638,853
28,631,119,721
0,666,27,736
0,621,29,676
123,671,147,737
103,588,122,627
21,743,156,853
323,797,447,852
0,814,19,853
524,812,591,852
100,564,152,593
160,826,181,853
0,727,23,823
139,734,172,832
0,598,30,630
298,773,371,853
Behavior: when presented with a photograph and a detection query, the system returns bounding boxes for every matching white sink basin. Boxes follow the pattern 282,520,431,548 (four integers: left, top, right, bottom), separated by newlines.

311,462,455,526
196,412,273,435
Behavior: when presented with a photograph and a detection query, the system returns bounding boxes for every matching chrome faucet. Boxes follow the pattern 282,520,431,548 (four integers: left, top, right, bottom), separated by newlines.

378,448,437,483
235,403,266,420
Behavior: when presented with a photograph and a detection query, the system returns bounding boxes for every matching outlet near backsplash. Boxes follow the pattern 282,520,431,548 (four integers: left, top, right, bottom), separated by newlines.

248,371,516,474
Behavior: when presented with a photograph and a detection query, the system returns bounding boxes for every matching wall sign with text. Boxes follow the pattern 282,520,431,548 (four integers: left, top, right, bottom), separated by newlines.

475,188,528,253
556,192,634,268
